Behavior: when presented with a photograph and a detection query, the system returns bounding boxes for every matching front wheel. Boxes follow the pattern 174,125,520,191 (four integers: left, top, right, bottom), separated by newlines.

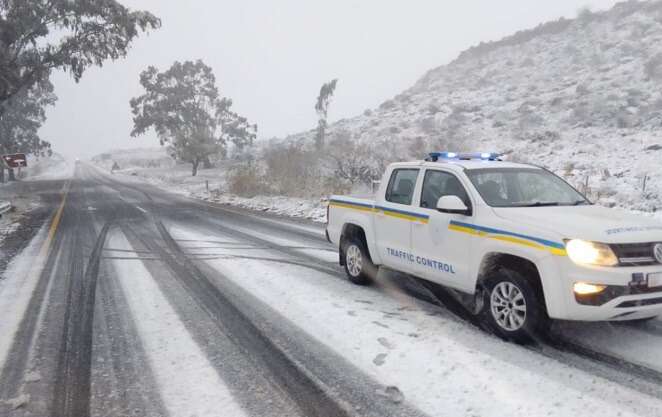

480,269,549,343
342,238,373,285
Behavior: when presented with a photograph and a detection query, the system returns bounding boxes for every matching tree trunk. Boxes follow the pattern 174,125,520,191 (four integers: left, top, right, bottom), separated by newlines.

202,156,212,169
191,159,200,176
8,168,15,181
0,167,4,184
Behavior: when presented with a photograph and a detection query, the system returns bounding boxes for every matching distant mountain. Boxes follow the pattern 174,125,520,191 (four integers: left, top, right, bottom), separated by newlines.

291,0,662,213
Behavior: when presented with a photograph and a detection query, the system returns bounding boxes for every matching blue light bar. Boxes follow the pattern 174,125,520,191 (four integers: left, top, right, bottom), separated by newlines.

427,152,502,162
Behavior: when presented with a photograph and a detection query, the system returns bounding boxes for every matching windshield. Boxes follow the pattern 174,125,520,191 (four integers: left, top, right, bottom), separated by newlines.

466,168,590,207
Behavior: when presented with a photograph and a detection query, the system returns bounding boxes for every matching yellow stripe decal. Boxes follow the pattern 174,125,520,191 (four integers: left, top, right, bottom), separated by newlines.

329,199,429,224
449,223,567,256
328,201,375,213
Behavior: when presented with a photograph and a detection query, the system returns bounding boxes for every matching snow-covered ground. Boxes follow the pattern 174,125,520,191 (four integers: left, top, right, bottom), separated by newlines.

167,223,662,417
0,154,73,247
108,230,247,417
90,146,662,225
0,224,49,372
90,150,328,222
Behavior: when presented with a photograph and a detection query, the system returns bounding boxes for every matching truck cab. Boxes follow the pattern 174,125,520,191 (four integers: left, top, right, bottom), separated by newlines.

326,152,662,342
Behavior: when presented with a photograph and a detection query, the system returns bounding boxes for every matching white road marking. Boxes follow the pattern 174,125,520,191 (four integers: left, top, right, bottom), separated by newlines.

135,206,148,214
108,230,246,417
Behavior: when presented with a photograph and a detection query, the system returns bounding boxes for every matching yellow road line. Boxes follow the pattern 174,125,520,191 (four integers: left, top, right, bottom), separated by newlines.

38,180,71,259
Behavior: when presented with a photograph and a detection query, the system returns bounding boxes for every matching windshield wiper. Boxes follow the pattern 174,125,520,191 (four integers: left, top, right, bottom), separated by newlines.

571,200,590,206
517,201,561,207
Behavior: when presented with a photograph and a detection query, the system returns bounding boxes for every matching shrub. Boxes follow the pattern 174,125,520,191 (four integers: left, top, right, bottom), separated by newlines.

227,162,267,197
324,134,376,188
263,141,320,196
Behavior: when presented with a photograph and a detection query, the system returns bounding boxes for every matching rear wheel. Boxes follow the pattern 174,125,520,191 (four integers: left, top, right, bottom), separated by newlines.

342,238,373,285
480,269,549,343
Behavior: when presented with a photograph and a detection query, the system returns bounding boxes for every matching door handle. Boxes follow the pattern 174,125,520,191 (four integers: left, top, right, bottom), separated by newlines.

413,221,425,226
375,210,385,217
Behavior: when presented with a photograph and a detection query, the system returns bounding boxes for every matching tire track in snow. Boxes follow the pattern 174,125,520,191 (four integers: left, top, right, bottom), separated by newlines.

52,222,110,417
152,220,430,417
121,223,308,417
107,228,247,417
176,209,662,402
87,169,662,410
151,220,356,417
90,257,167,417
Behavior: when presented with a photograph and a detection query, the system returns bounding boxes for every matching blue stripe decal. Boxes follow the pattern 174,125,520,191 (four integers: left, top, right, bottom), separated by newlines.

375,205,429,220
450,220,564,250
330,198,429,221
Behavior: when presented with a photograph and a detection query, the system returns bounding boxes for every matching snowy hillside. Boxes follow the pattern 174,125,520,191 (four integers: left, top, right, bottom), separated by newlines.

289,0,662,215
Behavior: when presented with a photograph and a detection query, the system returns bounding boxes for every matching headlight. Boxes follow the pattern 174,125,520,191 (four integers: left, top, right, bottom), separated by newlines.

565,239,618,266
573,282,607,295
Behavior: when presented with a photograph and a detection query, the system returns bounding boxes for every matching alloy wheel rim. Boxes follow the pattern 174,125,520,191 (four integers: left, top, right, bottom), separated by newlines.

490,282,527,331
346,245,363,277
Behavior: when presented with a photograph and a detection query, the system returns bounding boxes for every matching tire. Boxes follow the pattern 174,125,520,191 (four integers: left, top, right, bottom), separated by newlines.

341,237,373,285
480,269,549,343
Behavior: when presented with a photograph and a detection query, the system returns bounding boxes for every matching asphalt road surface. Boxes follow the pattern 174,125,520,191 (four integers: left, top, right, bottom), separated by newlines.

0,163,426,417
5,164,662,417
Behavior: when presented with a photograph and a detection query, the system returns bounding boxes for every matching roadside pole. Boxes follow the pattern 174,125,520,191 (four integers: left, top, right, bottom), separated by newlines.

0,158,5,184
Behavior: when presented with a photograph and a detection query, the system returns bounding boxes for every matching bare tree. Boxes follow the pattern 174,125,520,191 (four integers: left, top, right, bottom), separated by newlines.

325,130,375,187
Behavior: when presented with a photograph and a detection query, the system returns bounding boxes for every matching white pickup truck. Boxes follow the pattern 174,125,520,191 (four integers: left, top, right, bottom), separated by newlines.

326,152,662,341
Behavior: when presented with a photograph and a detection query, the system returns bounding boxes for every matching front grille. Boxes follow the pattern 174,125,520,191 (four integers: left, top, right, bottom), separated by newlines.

611,242,660,266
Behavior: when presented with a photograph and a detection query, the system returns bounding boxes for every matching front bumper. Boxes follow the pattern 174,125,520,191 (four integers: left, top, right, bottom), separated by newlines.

557,261,662,321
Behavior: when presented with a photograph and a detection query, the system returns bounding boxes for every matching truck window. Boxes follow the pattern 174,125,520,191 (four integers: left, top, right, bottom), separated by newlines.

420,170,471,209
385,169,419,205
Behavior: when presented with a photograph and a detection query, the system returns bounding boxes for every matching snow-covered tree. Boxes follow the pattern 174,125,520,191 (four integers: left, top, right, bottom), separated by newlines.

0,0,160,106
130,60,257,176
0,77,56,182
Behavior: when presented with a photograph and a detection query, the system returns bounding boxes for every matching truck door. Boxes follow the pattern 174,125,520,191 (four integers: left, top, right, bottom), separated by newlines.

374,168,421,274
410,169,474,292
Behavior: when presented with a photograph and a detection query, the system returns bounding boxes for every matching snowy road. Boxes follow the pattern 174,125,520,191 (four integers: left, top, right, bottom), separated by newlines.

2,164,662,417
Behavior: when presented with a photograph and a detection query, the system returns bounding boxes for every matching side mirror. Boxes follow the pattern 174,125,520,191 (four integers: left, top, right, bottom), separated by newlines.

436,195,471,216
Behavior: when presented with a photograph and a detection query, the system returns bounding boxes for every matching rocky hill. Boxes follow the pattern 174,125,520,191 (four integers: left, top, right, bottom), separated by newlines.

291,0,662,214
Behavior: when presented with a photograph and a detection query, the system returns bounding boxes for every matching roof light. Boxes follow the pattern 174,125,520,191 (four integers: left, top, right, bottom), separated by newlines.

426,152,502,162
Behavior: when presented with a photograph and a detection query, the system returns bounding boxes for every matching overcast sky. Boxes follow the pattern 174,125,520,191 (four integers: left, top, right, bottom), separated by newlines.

41,0,620,158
